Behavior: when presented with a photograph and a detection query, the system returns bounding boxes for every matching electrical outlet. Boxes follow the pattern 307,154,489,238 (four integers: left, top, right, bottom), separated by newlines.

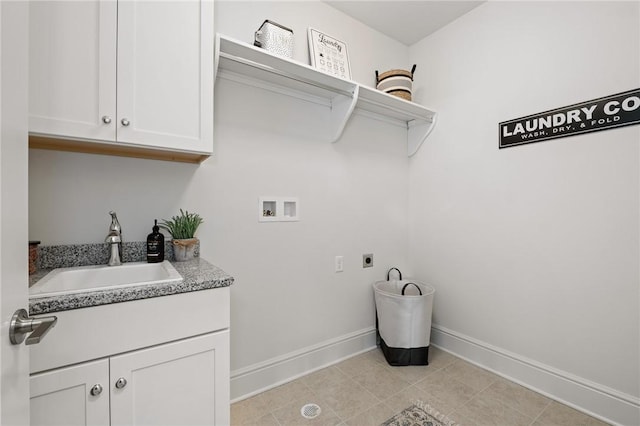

362,253,373,268
335,256,344,272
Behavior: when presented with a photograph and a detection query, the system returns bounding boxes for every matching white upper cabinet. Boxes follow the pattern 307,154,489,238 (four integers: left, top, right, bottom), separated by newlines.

29,1,214,160
116,1,213,152
29,1,117,142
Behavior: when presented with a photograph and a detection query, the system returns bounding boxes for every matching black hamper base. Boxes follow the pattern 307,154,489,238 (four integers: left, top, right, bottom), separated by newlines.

380,338,429,366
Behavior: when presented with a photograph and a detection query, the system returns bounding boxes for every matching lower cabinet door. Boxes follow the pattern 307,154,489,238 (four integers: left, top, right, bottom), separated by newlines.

110,331,230,426
30,359,110,426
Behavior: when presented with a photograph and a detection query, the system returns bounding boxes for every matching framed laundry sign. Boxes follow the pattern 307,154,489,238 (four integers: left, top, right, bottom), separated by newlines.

307,28,351,80
499,88,640,149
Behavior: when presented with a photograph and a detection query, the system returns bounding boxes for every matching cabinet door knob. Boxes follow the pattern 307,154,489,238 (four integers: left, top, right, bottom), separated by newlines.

115,377,127,389
120,118,130,127
102,116,112,124
90,384,103,396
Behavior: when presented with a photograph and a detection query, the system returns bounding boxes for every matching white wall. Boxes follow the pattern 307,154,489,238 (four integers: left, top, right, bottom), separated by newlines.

214,0,408,89
29,0,410,398
408,1,639,423
29,1,640,420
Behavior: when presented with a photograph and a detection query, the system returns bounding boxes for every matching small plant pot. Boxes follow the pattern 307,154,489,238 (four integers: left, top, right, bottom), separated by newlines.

172,238,198,262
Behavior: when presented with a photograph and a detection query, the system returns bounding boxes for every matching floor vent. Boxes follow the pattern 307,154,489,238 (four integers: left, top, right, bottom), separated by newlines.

300,403,321,419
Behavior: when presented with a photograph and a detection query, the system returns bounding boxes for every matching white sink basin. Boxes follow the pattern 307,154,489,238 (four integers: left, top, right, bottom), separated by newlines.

30,261,182,298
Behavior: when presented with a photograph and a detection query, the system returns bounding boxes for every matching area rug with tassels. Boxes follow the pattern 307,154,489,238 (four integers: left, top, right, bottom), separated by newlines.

381,401,459,426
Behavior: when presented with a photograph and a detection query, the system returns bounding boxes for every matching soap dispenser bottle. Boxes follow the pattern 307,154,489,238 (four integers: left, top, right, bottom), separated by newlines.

146,220,164,263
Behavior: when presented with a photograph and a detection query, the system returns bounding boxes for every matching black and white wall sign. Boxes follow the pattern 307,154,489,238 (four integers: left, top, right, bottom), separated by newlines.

499,88,640,149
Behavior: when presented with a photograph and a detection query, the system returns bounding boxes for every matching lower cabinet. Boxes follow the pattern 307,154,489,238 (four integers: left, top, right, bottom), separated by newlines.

30,359,109,426
30,331,230,426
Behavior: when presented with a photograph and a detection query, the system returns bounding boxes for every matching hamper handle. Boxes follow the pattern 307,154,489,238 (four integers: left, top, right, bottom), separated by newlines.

401,282,422,296
387,267,402,281
410,64,417,78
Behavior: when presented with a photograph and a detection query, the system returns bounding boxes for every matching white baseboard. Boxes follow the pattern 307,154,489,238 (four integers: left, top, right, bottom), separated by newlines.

431,324,640,426
230,327,377,402
230,324,639,425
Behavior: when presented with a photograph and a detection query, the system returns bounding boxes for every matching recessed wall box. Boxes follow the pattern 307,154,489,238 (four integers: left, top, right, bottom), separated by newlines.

259,197,299,222
284,201,297,218
261,200,277,218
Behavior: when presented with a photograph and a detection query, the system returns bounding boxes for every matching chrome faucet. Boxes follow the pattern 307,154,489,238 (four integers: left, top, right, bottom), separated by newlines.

105,211,122,266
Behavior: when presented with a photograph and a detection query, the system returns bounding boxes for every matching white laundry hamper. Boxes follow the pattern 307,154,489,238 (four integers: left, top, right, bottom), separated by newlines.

373,268,435,366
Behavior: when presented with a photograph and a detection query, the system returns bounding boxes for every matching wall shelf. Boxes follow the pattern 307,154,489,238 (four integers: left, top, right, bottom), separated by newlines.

215,34,437,157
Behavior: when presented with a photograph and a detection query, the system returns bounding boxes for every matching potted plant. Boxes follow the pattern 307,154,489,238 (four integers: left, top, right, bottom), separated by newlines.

159,209,204,261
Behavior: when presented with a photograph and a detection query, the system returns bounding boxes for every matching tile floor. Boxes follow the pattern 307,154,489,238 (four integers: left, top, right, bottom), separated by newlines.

231,347,610,426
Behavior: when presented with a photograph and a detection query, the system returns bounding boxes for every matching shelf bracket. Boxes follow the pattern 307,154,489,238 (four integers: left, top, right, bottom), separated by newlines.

329,85,359,143
407,114,437,157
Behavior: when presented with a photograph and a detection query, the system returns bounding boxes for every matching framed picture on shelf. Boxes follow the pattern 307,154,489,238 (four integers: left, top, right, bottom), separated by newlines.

307,28,351,80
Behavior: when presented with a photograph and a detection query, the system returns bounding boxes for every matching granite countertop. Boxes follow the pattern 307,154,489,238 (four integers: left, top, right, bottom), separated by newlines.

30,258,234,315
29,242,234,315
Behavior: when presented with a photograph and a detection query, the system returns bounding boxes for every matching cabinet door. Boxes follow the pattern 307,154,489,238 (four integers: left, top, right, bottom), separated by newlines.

29,0,117,142
116,0,214,153
110,331,230,426
30,359,109,426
